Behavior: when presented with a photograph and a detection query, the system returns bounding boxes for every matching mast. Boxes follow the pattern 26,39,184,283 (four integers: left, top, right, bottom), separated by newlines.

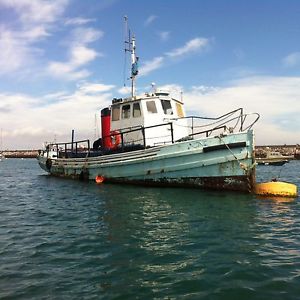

124,16,138,98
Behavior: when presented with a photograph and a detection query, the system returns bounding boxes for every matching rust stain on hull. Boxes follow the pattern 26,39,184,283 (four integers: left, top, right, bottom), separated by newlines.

106,175,255,193
47,170,254,193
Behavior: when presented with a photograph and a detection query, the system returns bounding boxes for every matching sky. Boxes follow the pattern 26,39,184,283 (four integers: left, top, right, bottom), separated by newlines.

0,0,300,149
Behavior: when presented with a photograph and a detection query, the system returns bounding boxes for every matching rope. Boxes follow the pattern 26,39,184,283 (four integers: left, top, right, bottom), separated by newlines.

218,136,256,173
269,163,286,182
219,136,256,193
218,136,239,161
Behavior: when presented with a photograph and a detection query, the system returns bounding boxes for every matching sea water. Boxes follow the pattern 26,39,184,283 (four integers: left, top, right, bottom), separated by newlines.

0,159,299,299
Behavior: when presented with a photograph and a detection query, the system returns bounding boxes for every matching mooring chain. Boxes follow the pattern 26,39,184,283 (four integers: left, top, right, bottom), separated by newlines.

247,174,252,193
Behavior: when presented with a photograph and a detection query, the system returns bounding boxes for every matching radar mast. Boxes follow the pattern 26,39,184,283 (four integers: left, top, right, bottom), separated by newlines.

124,16,138,98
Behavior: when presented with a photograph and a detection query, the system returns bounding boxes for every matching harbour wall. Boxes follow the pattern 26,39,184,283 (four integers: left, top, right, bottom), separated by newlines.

1,150,39,158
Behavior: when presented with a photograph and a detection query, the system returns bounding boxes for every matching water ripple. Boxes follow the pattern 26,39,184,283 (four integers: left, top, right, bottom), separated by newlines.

0,159,299,299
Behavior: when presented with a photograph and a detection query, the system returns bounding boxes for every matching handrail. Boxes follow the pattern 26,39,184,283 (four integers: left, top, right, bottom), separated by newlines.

183,108,243,121
46,139,90,158
171,111,260,134
44,108,260,156
47,139,90,147
103,122,174,149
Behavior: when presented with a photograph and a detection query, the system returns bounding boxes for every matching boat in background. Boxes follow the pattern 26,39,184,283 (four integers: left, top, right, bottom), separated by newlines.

0,128,4,161
37,18,260,193
294,147,300,160
256,150,293,166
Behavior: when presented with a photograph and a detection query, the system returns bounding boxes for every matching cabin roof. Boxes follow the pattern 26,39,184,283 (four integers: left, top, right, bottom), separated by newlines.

111,92,184,107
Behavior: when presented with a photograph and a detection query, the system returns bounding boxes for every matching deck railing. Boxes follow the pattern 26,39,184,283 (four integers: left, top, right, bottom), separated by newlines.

173,108,260,137
44,108,260,157
45,139,90,159
108,108,259,148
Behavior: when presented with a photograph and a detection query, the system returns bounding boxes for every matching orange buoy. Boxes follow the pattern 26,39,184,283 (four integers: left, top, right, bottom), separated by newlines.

95,175,105,184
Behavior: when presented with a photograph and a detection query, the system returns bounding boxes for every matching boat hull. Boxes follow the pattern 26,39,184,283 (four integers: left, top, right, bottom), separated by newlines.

37,131,256,193
256,159,288,166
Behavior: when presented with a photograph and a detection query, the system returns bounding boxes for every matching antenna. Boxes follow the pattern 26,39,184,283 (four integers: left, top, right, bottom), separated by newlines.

123,16,138,98
123,16,128,87
151,82,156,94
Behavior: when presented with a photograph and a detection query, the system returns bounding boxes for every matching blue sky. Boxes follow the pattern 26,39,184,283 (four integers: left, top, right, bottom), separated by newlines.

0,0,299,149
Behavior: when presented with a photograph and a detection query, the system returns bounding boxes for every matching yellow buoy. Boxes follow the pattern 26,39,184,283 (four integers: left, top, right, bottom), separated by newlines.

255,181,298,198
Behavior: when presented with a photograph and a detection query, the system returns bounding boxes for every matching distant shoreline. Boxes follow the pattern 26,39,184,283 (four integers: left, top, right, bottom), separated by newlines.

1,150,38,158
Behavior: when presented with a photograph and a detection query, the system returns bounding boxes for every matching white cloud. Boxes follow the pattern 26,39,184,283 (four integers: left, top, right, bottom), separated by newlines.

0,29,30,74
0,0,69,24
70,27,104,45
156,84,184,99
70,46,99,67
139,37,211,77
77,82,115,94
139,56,164,76
166,37,210,58
190,85,219,94
0,26,48,75
21,26,50,40
47,27,103,80
48,62,91,80
158,31,170,42
43,91,69,100
1,76,299,149
0,0,69,76
0,82,114,149
183,76,300,145
0,1,104,82
65,17,96,26
117,86,131,95
144,15,157,26
282,52,300,67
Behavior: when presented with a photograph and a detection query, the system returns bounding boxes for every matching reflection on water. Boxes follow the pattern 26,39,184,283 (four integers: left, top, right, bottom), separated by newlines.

0,159,299,299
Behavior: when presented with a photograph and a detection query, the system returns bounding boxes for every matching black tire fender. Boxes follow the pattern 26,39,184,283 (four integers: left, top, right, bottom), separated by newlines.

46,158,52,170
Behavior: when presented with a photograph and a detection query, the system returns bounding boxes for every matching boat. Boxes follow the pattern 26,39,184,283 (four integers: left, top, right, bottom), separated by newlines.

0,129,4,161
255,150,292,166
294,147,300,160
37,19,260,193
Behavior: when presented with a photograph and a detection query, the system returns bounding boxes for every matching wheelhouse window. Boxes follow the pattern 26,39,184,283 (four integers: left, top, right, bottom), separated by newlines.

133,102,141,117
161,100,173,115
176,102,184,118
146,101,157,113
112,105,120,121
122,104,131,119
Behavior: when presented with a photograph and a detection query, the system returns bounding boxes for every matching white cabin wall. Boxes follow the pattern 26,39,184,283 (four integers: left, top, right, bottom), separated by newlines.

110,101,145,146
160,99,189,142
142,97,190,146
109,96,190,148
141,98,172,146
